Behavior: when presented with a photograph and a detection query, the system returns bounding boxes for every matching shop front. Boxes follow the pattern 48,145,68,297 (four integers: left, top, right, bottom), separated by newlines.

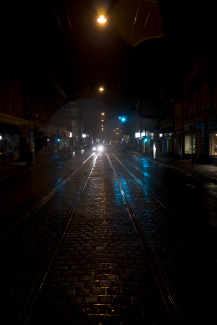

208,120,217,163
184,134,196,155
159,132,174,155
210,133,217,156
0,123,20,162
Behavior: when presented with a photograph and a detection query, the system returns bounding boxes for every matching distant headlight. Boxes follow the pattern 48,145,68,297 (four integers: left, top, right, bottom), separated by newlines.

97,145,104,152
92,146,96,151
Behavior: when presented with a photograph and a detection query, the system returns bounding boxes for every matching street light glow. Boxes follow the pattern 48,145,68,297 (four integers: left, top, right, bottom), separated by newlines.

97,15,107,24
99,87,104,92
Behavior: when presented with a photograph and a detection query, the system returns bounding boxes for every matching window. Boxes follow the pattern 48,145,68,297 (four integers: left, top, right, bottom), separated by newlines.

210,133,217,156
185,134,195,154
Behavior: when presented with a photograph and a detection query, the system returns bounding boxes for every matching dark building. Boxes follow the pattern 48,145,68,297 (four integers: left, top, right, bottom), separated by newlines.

129,88,159,155
0,62,67,162
159,80,175,155
159,53,217,163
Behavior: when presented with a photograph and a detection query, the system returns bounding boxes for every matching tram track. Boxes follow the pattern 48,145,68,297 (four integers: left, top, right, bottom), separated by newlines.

107,154,183,324
111,154,175,218
0,153,97,325
23,151,174,325
112,153,217,264
107,152,217,323
16,153,98,325
2,151,183,324
0,153,95,241
2,150,213,324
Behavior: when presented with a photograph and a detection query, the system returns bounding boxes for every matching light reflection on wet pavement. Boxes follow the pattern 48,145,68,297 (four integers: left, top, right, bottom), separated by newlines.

27,153,170,324
1,149,217,324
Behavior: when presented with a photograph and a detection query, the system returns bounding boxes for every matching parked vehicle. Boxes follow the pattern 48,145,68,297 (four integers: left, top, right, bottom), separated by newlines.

74,146,84,156
58,147,74,160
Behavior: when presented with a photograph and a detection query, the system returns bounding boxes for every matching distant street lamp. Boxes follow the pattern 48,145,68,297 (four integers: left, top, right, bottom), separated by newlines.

97,15,107,24
99,86,104,92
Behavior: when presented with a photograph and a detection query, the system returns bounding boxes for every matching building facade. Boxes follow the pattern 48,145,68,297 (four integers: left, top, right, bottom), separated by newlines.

160,54,217,163
0,62,67,162
176,55,217,162
159,80,175,156
133,90,159,156
55,102,81,151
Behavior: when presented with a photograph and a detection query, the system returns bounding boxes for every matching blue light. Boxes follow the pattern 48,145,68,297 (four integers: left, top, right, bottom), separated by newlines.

121,117,126,122
57,138,61,142
144,138,148,142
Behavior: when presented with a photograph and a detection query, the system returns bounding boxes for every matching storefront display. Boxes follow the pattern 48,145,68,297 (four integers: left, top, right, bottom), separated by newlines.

210,133,217,156
184,134,195,154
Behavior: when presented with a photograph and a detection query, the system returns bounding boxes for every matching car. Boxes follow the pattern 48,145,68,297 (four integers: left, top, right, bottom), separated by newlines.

92,144,104,152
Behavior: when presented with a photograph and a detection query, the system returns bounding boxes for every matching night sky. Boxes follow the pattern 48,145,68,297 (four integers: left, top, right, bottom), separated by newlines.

1,0,217,116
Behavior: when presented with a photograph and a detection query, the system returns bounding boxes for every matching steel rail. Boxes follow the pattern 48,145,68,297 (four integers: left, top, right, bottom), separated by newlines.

112,154,217,256
0,153,95,241
16,153,98,325
112,154,175,217
107,153,184,324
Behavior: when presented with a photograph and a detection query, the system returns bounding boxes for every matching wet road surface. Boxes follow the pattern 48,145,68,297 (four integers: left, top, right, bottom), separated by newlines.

1,147,217,324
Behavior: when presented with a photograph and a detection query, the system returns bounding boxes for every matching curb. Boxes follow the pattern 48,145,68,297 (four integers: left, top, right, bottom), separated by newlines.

146,157,217,185
126,150,217,185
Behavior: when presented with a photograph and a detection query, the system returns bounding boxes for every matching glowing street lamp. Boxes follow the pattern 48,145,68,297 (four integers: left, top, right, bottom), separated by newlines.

99,86,104,92
97,15,107,24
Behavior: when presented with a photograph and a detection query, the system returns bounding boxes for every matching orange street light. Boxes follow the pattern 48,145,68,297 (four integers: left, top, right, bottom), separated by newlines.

97,15,107,24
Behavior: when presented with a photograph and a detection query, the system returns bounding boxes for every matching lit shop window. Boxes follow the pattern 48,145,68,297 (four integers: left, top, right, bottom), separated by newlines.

184,134,195,154
210,133,217,156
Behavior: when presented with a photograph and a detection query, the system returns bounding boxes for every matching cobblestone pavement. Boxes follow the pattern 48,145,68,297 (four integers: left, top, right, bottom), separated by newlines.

27,153,170,324
108,153,217,323
0,155,96,324
0,152,92,221
1,150,217,324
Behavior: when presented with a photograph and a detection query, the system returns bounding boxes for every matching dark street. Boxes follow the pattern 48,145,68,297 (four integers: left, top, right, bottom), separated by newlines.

1,148,217,324
1,1,217,324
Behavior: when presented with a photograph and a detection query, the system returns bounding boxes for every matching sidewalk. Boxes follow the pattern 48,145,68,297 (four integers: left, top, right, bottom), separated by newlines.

0,155,58,181
129,151,217,184
157,157,217,184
